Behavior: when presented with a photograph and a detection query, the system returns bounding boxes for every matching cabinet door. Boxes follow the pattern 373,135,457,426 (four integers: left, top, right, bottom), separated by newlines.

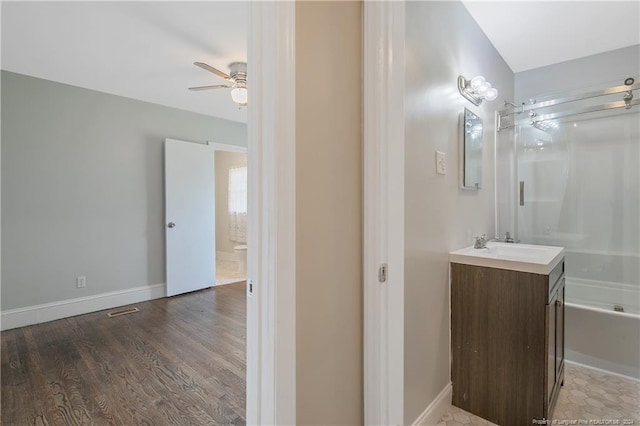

547,290,557,406
556,278,565,378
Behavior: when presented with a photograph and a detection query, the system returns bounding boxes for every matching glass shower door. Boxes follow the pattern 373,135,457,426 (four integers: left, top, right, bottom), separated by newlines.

515,110,640,314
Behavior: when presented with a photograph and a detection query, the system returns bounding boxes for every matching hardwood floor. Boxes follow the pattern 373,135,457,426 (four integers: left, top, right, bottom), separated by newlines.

1,282,246,426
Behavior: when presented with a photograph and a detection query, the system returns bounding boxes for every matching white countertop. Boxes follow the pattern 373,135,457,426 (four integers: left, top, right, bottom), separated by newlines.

449,242,565,275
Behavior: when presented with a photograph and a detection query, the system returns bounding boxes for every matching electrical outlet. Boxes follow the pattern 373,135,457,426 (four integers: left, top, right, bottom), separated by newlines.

76,276,87,288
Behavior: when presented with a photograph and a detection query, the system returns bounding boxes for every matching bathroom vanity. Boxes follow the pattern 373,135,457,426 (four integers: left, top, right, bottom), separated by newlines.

449,242,565,426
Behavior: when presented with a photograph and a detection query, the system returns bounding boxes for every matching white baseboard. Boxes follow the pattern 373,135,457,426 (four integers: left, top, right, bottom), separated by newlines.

1,283,166,331
412,382,452,426
565,358,640,382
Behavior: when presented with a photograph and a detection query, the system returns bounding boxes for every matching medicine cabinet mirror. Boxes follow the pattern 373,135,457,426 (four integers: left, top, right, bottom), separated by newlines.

461,108,483,189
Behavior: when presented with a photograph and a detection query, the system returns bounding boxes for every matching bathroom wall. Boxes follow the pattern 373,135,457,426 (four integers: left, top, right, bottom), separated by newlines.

404,2,514,423
515,45,640,101
295,1,363,424
215,151,247,254
1,71,247,311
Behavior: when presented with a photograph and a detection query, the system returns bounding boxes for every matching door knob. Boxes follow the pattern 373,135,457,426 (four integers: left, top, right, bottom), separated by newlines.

167,222,176,228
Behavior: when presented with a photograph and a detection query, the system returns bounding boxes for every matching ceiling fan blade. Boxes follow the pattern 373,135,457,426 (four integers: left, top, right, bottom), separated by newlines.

194,62,232,80
188,84,232,91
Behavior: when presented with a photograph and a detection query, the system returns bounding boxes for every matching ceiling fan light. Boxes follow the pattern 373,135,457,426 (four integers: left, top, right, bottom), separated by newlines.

231,87,248,105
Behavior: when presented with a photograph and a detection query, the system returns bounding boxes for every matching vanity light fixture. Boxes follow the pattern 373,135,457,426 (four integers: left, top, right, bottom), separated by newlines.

458,75,499,106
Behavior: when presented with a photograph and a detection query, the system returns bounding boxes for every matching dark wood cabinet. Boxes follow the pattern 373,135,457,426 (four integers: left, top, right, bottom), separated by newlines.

547,275,565,416
451,260,565,426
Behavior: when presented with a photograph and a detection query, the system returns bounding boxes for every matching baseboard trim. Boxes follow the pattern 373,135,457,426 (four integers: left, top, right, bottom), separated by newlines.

1,283,166,331
412,382,452,426
565,359,640,382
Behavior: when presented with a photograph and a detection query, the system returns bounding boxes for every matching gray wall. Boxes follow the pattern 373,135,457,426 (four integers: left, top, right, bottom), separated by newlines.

1,70,247,310
215,151,247,254
404,2,514,423
516,45,640,100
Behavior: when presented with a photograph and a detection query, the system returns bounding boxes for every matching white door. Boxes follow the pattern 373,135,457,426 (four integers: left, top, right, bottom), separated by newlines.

164,138,215,297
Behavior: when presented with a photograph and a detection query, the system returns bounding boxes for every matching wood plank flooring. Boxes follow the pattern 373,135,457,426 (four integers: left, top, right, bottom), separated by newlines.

1,282,246,426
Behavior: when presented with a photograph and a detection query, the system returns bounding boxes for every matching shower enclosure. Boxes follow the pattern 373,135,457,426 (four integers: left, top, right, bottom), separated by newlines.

497,78,640,378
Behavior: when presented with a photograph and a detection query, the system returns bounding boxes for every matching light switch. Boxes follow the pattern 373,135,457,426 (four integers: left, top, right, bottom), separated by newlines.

436,151,446,175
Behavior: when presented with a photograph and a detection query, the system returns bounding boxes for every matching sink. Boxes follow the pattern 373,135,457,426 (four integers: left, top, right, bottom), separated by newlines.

486,244,548,259
449,242,565,274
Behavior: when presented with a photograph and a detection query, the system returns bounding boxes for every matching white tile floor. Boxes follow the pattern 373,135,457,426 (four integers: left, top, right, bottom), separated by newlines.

437,363,640,426
554,363,640,422
437,405,497,425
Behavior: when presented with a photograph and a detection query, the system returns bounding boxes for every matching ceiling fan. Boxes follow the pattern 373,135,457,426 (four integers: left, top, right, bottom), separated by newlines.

189,61,247,107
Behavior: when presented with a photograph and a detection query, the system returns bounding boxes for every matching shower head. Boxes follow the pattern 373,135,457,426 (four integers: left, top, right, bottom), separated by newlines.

625,77,635,86
530,119,558,132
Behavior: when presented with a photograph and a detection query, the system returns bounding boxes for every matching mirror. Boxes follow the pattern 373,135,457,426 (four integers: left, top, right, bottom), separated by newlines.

461,108,483,189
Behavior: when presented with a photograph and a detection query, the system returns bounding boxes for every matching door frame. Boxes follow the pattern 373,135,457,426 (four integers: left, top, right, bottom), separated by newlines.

249,2,409,423
363,1,406,425
208,141,248,154
246,2,296,425
208,141,247,288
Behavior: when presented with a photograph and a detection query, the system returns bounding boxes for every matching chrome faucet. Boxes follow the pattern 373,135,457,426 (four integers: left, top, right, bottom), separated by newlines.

501,231,520,243
490,231,519,243
474,232,518,248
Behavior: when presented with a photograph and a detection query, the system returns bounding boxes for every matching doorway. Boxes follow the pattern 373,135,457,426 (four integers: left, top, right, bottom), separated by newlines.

213,144,248,286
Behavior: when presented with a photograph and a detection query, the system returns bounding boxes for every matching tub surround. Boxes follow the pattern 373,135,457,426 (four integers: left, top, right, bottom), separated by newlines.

215,250,246,286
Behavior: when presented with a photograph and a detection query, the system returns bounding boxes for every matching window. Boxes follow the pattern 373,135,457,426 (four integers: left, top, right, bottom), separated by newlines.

228,166,248,214
228,166,247,243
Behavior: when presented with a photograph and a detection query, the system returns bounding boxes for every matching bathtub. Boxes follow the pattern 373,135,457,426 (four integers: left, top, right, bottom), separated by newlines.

216,250,247,276
561,249,640,379
566,276,639,315
565,301,639,380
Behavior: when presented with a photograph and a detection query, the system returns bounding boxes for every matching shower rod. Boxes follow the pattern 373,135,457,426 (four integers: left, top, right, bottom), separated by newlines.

498,77,639,131
498,80,640,118
497,98,640,131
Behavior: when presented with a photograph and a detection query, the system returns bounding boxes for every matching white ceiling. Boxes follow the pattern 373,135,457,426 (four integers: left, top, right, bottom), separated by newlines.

462,1,640,73
1,1,248,123
3,1,639,118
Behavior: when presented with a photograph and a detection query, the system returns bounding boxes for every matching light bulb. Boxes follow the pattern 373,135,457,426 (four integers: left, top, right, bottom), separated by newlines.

477,81,491,95
231,87,248,105
484,87,498,101
470,75,485,90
